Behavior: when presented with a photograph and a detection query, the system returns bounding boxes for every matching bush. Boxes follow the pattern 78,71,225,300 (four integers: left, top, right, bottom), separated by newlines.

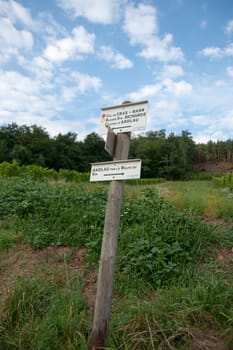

0,161,89,183
118,189,217,288
0,160,20,177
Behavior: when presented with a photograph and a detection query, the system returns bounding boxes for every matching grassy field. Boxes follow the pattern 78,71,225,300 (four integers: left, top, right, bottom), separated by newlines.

0,177,233,349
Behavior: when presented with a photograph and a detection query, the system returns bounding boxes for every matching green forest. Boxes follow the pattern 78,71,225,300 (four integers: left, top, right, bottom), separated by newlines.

1,123,233,179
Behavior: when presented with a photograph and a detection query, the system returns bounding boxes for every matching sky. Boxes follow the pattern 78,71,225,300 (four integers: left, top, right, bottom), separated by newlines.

1,0,233,143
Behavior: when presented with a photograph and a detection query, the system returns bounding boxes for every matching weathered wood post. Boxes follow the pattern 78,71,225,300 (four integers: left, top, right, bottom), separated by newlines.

89,100,148,349
90,132,130,349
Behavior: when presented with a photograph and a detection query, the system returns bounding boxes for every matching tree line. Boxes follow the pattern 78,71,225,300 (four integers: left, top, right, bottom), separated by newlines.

1,123,233,179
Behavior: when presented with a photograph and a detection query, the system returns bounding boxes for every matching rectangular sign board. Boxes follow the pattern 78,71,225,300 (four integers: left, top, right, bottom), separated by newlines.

90,159,141,182
99,100,148,135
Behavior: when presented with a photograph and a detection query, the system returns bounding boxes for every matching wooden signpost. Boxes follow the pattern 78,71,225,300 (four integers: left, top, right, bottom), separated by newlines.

90,101,148,349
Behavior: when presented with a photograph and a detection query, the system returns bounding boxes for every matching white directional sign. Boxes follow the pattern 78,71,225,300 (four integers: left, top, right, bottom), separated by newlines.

99,100,148,135
90,159,141,182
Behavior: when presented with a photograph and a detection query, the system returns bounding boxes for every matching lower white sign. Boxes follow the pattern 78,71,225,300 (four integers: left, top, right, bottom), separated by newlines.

90,159,141,182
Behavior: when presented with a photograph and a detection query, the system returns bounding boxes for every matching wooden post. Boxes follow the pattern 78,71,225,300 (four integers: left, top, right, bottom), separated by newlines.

90,132,131,349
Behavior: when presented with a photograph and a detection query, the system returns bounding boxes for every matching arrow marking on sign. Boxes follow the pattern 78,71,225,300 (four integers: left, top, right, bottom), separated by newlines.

104,173,124,176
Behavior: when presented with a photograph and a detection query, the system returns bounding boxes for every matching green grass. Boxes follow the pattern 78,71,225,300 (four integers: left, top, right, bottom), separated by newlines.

0,177,233,349
0,277,89,350
156,180,233,221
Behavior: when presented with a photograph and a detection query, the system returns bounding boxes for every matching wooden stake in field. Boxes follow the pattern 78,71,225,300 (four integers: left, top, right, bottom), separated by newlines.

90,132,130,349
89,100,148,349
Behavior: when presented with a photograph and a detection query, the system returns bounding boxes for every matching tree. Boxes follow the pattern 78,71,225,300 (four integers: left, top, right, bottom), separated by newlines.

79,132,111,172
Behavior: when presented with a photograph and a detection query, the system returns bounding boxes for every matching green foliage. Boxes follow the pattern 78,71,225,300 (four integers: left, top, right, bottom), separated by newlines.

118,189,216,288
0,178,106,249
214,172,233,190
0,176,232,349
0,177,219,289
0,277,88,349
0,160,20,177
1,123,233,180
0,231,14,252
0,161,89,183
130,129,196,179
58,169,89,182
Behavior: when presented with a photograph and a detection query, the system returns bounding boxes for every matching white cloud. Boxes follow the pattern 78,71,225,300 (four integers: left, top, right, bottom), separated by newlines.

0,1,53,64
191,115,209,126
33,57,53,71
162,65,184,79
128,83,161,101
200,43,233,58
123,3,184,62
225,19,233,34
71,72,102,93
226,66,233,77
43,26,95,63
0,18,33,50
124,4,158,44
140,34,184,61
98,46,133,69
148,99,187,130
0,0,34,27
0,68,102,137
0,70,58,118
57,0,121,24
163,79,192,95
200,46,223,58
127,74,192,102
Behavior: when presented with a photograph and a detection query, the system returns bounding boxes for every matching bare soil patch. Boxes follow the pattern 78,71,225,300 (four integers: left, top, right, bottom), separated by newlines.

217,247,233,264
168,328,229,350
194,162,233,173
0,244,97,310
190,329,229,350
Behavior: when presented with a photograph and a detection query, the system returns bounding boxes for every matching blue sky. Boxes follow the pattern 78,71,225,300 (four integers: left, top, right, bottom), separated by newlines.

1,0,233,142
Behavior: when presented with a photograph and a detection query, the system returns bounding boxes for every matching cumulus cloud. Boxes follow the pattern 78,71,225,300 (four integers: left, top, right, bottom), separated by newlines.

43,26,95,63
0,0,34,27
163,79,192,95
191,115,210,126
98,46,133,69
128,83,161,101
71,72,102,93
0,18,33,50
127,77,192,102
124,3,158,44
123,3,184,62
0,67,102,137
226,66,233,77
57,0,121,24
200,43,233,58
224,19,233,34
0,2,34,62
161,65,184,79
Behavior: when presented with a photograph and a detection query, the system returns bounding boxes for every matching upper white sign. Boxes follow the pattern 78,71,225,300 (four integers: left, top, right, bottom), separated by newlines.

99,100,148,135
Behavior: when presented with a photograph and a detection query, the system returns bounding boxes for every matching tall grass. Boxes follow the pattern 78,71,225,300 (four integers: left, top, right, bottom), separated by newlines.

157,180,233,220
0,277,89,350
109,272,233,349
